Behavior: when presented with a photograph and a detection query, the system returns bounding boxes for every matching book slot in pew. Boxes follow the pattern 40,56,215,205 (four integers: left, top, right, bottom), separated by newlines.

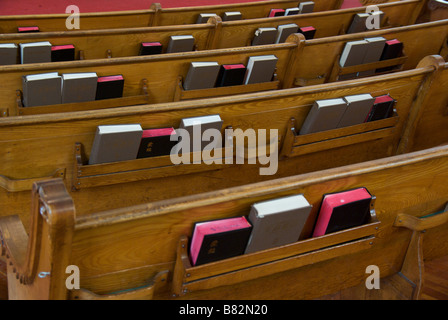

294,18,448,86
0,0,426,61
0,0,343,33
1,144,448,300
0,55,444,228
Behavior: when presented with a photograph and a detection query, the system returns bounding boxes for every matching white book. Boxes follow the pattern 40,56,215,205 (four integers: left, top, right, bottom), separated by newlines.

358,37,387,77
88,124,143,165
340,40,369,67
284,8,300,16
183,61,220,90
299,98,348,134
22,72,62,107
244,55,278,84
299,1,314,14
275,23,299,44
196,13,218,23
166,35,195,53
338,94,375,127
20,41,52,64
177,114,223,153
0,43,18,65
222,11,242,21
251,27,277,46
61,72,98,103
245,194,313,254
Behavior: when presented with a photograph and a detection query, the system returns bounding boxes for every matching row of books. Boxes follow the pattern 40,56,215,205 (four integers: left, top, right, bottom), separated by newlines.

195,1,315,23
0,42,76,65
88,114,224,165
299,93,396,135
252,24,316,46
183,55,278,90
268,1,315,17
340,37,404,79
190,186,373,266
22,72,124,107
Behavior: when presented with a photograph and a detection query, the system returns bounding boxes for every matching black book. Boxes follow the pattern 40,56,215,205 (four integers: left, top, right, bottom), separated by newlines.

136,127,177,158
139,42,163,55
51,45,75,62
215,64,246,87
95,75,124,100
312,187,373,237
298,26,316,40
18,26,39,33
366,94,395,122
190,216,252,266
376,39,403,73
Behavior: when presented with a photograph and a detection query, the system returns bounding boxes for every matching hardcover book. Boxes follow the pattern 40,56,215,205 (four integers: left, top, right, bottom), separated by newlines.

299,1,315,14
183,61,220,90
245,194,313,254
137,127,177,158
346,13,369,34
51,44,75,62
312,187,373,237
18,26,39,33
196,13,218,23
338,94,375,127
376,39,403,73
251,27,277,46
22,72,62,107
0,43,18,65
176,114,223,153
339,39,369,80
299,98,348,134
358,37,386,77
95,75,124,100
88,124,143,165
284,8,300,16
166,35,195,53
275,23,299,44
215,64,246,87
61,72,98,104
366,94,395,122
222,11,242,21
298,26,316,40
244,55,278,84
268,9,285,17
190,216,253,266
20,41,52,64
139,42,163,55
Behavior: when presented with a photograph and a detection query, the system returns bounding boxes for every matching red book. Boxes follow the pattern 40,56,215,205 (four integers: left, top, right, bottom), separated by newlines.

365,95,395,122
18,26,39,33
190,216,252,266
298,26,316,40
139,42,163,55
215,64,246,87
268,9,285,17
51,44,75,62
312,187,372,237
95,74,124,100
136,127,176,158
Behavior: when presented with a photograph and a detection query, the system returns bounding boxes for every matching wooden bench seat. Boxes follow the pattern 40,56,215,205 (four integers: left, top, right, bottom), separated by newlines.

0,0,343,33
0,18,447,118
0,55,444,228
1,144,447,299
0,0,425,61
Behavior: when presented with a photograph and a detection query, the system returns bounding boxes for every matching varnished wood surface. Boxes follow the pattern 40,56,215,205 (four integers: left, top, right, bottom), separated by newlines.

0,0,343,33
317,255,448,300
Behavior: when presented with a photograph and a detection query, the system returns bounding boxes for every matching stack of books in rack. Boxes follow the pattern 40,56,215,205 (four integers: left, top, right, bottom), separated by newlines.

251,24,316,46
21,72,125,107
189,186,374,266
299,93,396,135
268,1,315,17
0,41,77,65
182,55,278,90
339,37,404,80
196,11,243,23
88,114,224,165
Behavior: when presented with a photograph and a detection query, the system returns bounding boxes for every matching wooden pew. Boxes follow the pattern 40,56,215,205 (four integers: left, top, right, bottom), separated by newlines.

1,144,447,300
0,0,425,60
0,18,446,118
0,0,343,33
294,18,448,86
0,55,444,228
